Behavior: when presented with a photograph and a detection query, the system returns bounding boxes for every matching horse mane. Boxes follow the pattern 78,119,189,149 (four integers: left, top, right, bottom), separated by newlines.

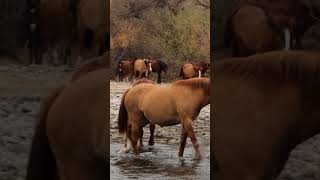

132,78,156,86
215,51,320,88
173,78,210,94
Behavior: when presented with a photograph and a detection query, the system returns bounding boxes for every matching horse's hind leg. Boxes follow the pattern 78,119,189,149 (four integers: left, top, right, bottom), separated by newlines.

157,73,161,83
139,126,144,147
128,123,140,155
178,125,188,157
181,117,201,159
148,123,155,146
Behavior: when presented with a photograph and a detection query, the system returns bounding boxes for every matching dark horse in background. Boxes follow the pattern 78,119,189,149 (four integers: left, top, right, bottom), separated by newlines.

180,61,210,79
117,60,134,82
150,59,168,83
224,0,320,57
213,50,320,180
24,0,109,66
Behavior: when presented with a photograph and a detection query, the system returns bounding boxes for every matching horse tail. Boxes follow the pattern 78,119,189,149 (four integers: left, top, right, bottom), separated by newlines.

118,89,130,134
26,85,64,180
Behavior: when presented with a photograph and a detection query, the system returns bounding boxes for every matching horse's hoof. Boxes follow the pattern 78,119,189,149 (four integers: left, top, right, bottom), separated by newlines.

148,140,154,146
119,147,131,154
133,150,139,155
193,153,202,160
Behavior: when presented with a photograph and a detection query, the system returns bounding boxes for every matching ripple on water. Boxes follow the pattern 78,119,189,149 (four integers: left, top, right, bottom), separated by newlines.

110,142,210,180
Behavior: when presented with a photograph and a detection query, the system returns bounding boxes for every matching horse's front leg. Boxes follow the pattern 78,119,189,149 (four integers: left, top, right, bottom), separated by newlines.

178,125,188,157
181,117,201,159
158,72,161,83
145,71,148,78
148,123,155,146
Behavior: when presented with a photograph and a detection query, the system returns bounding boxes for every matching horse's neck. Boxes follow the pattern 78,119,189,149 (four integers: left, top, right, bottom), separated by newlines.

179,86,209,108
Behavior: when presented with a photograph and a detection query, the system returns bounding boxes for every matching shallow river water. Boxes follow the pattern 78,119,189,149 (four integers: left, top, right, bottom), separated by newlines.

110,142,210,180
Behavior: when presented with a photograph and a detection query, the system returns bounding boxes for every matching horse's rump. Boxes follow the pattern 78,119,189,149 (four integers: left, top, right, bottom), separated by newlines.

26,85,65,180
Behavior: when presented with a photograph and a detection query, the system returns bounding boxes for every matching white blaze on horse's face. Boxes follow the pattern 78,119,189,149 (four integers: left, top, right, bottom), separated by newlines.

149,63,152,72
198,70,202,78
284,28,290,50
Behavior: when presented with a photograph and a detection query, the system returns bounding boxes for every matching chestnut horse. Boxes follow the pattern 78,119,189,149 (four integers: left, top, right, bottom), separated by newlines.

213,50,320,180
180,61,210,79
117,60,134,82
26,69,109,180
118,78,210,159
225,4,293,57
150,59,168,83
133,59,152,79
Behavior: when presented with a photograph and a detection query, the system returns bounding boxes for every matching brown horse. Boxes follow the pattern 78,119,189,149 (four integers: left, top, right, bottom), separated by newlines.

117,60,134,82
118,78,210,159
26,69,109,180
28,0,109,66
225,1,320,56
180,61,210,79
133,59,152,80
225,4,292,57
150,59,168,83
213,50,320,180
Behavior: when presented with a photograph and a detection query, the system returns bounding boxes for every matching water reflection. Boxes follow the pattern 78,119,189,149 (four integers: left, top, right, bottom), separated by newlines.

110,142,210,180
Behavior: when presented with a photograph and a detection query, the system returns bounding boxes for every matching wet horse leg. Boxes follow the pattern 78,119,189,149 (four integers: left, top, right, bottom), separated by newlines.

139,126,144,147
128,123,140,155
148,123,155,146
158,72,161,83
178,125,188,157
181,117,201,159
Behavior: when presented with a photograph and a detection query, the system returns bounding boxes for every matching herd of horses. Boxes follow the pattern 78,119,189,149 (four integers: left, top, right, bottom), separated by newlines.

117,58,210,83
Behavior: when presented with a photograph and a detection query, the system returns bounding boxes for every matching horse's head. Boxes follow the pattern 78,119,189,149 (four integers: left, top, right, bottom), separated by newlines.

144,59,153,72
198,62,210,75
